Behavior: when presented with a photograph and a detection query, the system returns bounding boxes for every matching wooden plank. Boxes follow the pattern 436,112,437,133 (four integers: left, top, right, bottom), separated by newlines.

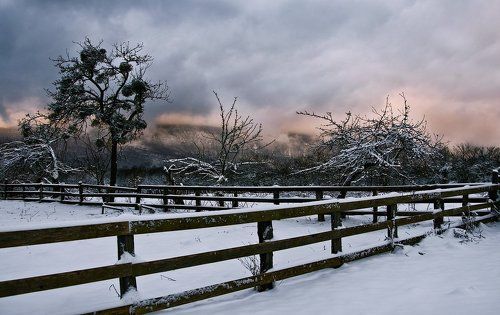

0,222,130,249
194,190,201,208
316,190,325,222
386,204,396,239
331,212,342,254
372,190,378,223
92,211,499,315
0,263,132,298
79,181,84,204
257,221,274,291
433,199,444,229
232,192,239,208
2,203,494,298
93,233,432,315
2,186,497,248
117,235,137,297
0,220,390,298
135,183,481,192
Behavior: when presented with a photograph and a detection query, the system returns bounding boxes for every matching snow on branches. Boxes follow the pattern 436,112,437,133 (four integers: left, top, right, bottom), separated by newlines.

0,113,78,183
46,38,171,186
297,93,444,185
165,91,270,184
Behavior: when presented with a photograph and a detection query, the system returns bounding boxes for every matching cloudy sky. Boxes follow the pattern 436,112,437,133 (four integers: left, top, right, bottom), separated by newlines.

1,0,499,145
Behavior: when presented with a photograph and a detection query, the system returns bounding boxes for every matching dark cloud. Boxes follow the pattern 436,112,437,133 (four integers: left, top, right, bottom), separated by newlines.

0,0,499,145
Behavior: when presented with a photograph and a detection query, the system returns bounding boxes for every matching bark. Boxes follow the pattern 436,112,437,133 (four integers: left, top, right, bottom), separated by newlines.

110,140,118,187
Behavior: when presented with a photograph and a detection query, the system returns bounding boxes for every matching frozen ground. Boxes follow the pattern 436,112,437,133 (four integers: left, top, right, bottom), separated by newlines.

0,200,498,315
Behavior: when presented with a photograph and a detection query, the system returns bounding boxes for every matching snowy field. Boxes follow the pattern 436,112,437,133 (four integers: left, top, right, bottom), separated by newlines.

0,199,498,314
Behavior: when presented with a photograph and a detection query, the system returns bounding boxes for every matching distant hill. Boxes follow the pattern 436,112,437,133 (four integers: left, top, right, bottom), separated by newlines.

0,127,20,144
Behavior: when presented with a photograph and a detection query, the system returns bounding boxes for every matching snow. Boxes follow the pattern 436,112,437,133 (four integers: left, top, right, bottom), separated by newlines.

0,199,499,314
166,224,500,315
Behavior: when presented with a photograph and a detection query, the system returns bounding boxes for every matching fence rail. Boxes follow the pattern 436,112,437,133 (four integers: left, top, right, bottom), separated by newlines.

0,181,490,218
0,182,498,314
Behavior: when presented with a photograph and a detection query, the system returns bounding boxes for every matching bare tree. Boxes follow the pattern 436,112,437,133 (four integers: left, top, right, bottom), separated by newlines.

297,93,444,185
0,112,77,183
165,91,270,184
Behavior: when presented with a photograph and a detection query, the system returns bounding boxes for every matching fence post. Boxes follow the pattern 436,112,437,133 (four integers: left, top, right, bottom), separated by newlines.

387,204,398,239
316,190,325,222
3,180,7,200
462,194,469,207
135,186,141,211
273,189,280,205
117,234,137,297
195,190,201,211
490,169,499,214
232,191,239,208
331,211,342,254
60,183,65,202
163,187,169,209
338,189,347,218
22,185,25,201
218,192,225,207
372,190,378,223
257,221,274,292
78,181,84,205
39,183,43,202
433,199,444,230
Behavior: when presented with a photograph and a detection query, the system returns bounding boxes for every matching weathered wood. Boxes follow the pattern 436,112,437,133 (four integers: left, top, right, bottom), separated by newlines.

1,185,497,249
490,170,499,214
372,190,378,223
78,181,84,204
216,192,224,207
462,194,469,207
257,220,274,291
331,212,342,254
232,192,239,208
433,199,444,229
316,190,325,222
117,235,137,297
386,204,397,239
0,263,132,298
134,183,482,192
39,183,43,202
1,202,495,299
0,222,131,249
134,187,141,211
163,187,169,207
273,190,280,205
194,190,201,209
338,189,347,218
60,185,65,202
93,232,435,315
0,221,388,297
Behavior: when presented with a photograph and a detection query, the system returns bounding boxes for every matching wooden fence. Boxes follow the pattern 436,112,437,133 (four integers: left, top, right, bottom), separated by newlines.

0,182,498,314
0,181,491,220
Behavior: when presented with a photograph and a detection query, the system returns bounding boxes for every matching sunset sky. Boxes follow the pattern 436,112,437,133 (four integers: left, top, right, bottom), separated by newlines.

1,0,499,145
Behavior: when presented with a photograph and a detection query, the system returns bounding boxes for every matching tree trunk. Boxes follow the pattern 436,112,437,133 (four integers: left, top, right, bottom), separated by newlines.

110,140,118,187
109,140,118,202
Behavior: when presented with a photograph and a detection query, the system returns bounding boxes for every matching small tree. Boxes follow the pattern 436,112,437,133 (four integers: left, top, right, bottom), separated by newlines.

0,113,77,183
297,93,444,185
165,91,269,184
46,38,170,186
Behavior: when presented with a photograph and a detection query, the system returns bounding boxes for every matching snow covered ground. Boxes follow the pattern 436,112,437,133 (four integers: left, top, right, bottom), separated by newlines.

0,200,498,315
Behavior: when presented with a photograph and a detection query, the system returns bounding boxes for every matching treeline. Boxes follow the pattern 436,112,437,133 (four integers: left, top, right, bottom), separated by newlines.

104,141,499,187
